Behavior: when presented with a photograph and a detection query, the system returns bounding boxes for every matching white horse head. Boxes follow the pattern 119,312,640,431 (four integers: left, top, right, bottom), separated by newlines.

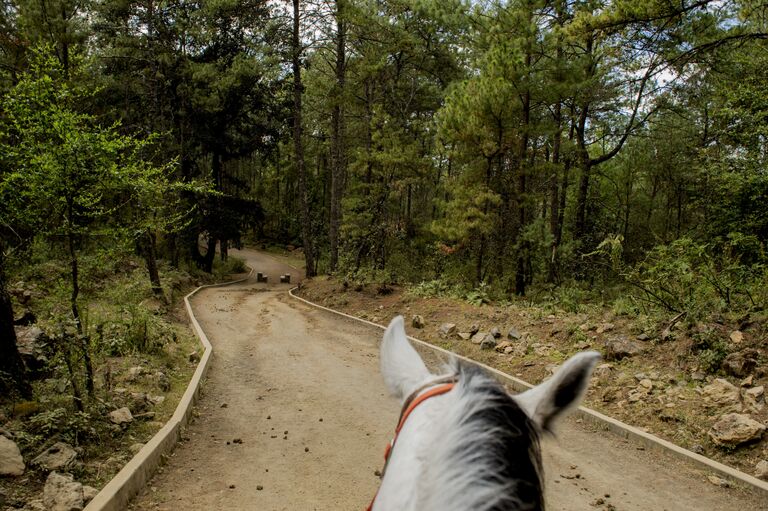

371,316,600,511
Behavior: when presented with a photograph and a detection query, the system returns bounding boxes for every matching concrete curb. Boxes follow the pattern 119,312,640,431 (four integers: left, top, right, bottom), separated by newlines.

85,269,254,511
288,287,768,498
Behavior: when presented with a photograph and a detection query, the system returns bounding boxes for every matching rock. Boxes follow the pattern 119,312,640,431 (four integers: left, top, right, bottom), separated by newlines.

82,486,98,504
495,341,512,353
743,386,765,413
457,332,471,341
128,443,145,455
741,375,754,387
638,379,653,391
702,379,742,411
708,413,766,447
490,327,501,339
22,500,46,511
412,315,425,329
468,323,480,336
438,323,457,338
154,371,170,391
503,346,514,355
33,442,77,471
507,328,521,340
188,350,200,363
15,326,50,377
690,371,706,382
0,436,25,476
480,334,497,350
755,460,768,481
602,335,642,361
43,472,84,511
470,332,488,345
126,366,145,381
636,333,650,341
596,322,615,334
108,407,133,426
707,475,730,488
722,349,758,378
148,395,165,406
594,363,614,378
129,392,153,413
729,330,744,344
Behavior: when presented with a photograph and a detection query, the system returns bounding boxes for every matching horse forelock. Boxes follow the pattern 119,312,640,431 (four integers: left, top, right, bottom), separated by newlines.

417,362,544,511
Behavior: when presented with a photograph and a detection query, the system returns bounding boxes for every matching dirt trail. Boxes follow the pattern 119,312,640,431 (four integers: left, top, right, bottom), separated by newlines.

130,249,766,510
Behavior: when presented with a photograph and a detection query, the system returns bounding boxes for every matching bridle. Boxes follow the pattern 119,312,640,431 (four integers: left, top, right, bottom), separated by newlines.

366,374,459,511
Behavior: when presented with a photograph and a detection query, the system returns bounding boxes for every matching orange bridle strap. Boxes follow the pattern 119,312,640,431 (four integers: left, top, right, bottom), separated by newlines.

366,378,457,511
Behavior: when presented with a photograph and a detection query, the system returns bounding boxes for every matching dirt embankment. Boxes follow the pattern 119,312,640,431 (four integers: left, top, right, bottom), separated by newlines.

296,276,768,479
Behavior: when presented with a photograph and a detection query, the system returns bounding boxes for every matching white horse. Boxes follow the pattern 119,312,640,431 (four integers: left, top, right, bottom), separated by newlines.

369,316,600,511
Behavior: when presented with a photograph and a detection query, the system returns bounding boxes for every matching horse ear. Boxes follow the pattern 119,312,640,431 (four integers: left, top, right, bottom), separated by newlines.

380,316,432,401
514,351,600,432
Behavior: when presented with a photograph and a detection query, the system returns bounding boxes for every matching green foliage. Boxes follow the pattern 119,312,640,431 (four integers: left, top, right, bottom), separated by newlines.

28,407,93,445
691,327,730,374
624,236,766,319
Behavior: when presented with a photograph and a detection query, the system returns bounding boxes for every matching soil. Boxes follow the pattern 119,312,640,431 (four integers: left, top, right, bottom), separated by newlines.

129,249,766,510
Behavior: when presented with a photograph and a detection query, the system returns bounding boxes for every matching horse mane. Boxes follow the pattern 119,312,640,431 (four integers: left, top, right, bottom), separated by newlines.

417,361,544,511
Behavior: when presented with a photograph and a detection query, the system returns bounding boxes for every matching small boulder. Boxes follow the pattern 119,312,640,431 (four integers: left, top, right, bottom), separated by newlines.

457,332,471,341
722,349,758,378
479,334,497,350
15,326,50,377
708,413,766,447
43,472,84,511
32,442,77,471
108,407,133,426
154,371,171,392
743,386,765,413
596,322,615,334
468,323,480,336
636,333,650,342
128,443,145,455
507,328,521,340
602,336,642,361
0,436,25,476
494,341,512,353
594,363,614,378
729,330,744,344
702,379,741,411
82,486,98,505
489,327,501,339
412,315,425,329
126,366,145,381
755,460,768,481
438,323,457,338
470,332,488,345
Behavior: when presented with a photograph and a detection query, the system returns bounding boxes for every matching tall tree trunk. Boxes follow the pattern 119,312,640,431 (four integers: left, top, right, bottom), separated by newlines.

202,236,217,273
329,0,347,273
515,26,532,296
0,240,32,400
292,0,316,277
143,231,163,299
66,203,94,397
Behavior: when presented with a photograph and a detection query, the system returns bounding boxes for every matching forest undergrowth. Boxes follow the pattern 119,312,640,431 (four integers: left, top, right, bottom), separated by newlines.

0,251,246,509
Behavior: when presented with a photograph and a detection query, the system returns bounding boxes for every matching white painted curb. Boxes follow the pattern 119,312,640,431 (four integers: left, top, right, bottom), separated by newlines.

288,287,768,498
85,269,254,511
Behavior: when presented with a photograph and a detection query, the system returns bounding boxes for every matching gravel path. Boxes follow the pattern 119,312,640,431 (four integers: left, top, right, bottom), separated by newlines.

129,249,766,510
